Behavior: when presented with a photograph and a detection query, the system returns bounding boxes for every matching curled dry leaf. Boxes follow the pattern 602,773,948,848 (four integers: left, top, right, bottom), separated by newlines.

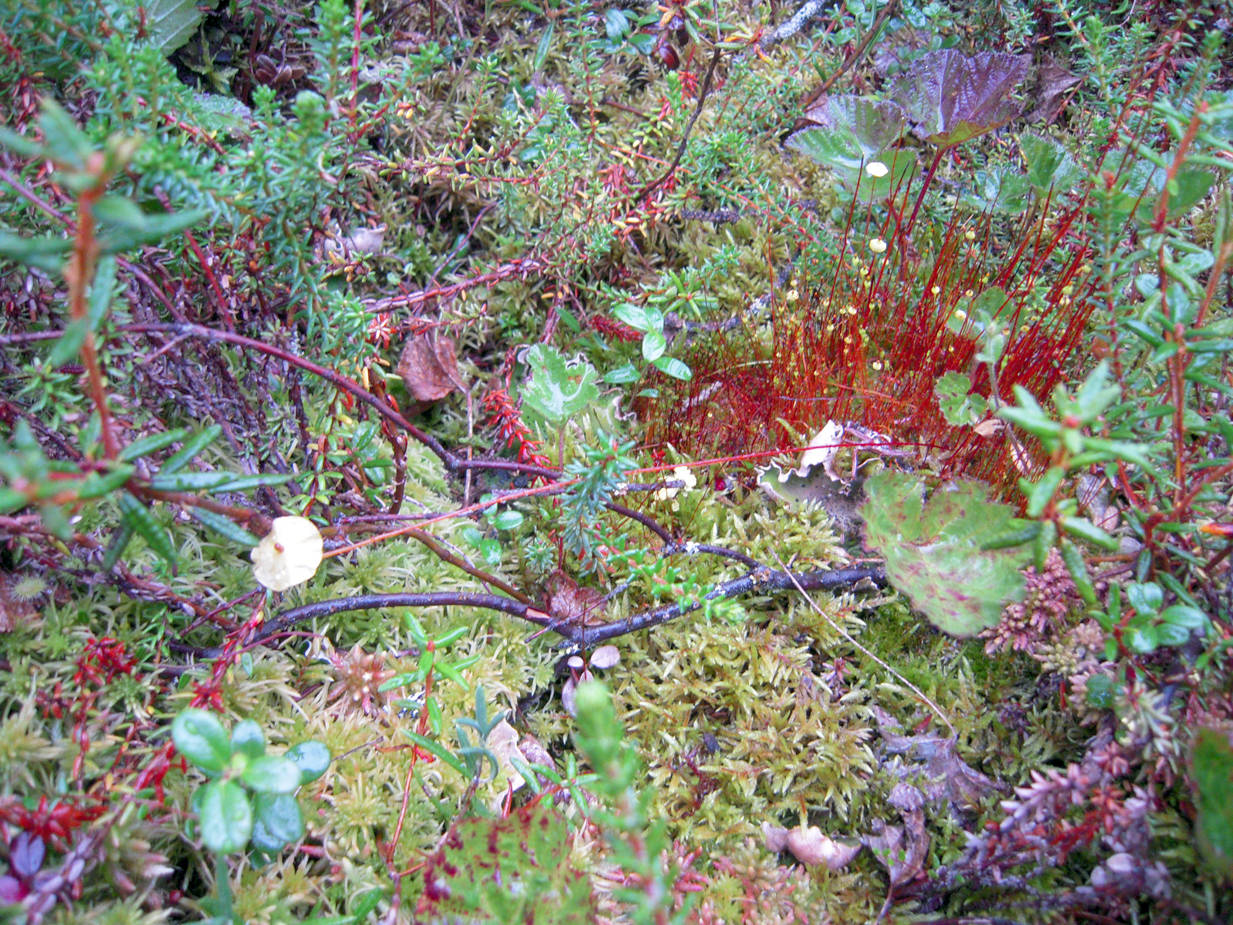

762,822,860,870
483,719,524,811
397,331,464,404
863,785,929,888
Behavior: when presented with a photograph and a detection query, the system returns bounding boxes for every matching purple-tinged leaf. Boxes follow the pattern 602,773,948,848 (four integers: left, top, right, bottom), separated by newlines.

892,50,1030,148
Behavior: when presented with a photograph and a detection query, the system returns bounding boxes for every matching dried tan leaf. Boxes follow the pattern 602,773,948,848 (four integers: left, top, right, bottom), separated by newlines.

786,826,861,870
397,332,463,403
762,821,790,853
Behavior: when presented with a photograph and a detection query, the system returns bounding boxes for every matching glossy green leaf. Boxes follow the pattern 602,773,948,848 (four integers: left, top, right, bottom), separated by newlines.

641,329,667,362
1060,516,1119,551
1059,540,1097,606
148,471,294,492
1026,466,1065,518
651,355,692,381
230,720,265,761
241,755,303,794
1125,623,1159,653
119,427,189,462
1156,622,1192,648
490,509,524,530
76,464,135,500
101,522,136,571
115,491,177,566
250,792,303,852
604,363,640,384
172,709,231,775
286,741,331,784
199,780,253,853
404,730,467,776
612,303,650,331
1161,604,1209,631
162,425,223,474
142,0,208,55
187,507,260,546
1126,581,1163,615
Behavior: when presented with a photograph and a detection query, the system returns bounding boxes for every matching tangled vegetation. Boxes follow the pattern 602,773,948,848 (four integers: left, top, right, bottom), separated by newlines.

1,0,1232,922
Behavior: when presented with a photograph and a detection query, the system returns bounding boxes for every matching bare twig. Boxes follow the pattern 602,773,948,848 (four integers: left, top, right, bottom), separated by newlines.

632,46,723,202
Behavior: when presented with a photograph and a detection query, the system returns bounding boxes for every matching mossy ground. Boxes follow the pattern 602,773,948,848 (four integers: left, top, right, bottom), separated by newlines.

1,0,1231,922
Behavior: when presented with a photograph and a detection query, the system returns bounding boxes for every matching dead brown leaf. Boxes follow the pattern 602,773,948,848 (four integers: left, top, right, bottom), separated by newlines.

397,331,464,404
874,708,999,813
1027,55,1082,124
544,570,607,627
863,783,929,888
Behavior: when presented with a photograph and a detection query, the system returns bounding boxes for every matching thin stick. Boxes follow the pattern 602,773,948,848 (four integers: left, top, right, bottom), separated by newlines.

770,550,955,737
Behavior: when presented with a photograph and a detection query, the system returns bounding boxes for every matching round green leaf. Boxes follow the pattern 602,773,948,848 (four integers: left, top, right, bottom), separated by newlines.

641,329,667,362
250,792,304,852
605,363,640,384
172,709,231,775
1126,623,1160,654
1156,621,1192,648
241,755,303,794
1084,674,1115,709
199,780,252,853
286,741,331,784
612,303,649,331
230,720,266,761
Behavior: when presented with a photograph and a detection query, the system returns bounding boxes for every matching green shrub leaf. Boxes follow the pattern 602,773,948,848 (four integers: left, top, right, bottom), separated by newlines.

241,755,303,794
250,792,304,852
199,780,252,854
286,741,331,784
172,709,231,775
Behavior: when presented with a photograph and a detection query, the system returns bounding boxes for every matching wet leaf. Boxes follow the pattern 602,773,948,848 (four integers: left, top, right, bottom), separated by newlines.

892,50,1030,147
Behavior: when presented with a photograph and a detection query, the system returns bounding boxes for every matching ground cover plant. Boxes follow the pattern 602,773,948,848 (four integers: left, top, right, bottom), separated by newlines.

1,0,1232,922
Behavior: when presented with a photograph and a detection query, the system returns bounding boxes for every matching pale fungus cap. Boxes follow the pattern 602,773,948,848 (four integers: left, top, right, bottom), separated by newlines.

654,465,697,501
251,516,324,592
865,160,889,178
